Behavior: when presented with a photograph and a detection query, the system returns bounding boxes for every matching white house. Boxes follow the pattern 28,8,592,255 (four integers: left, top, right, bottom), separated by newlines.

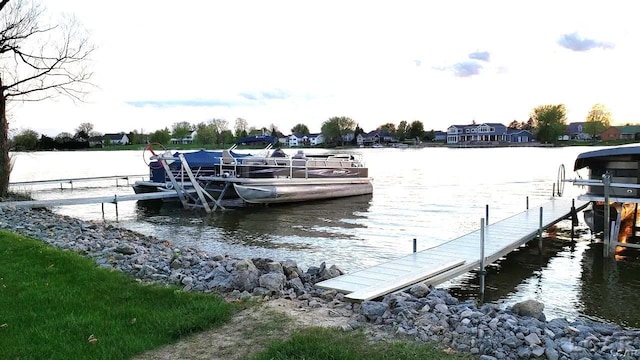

170,130,197,144
103,133,130,145
288,133,324,147
308,133,324,146
288,133,302,147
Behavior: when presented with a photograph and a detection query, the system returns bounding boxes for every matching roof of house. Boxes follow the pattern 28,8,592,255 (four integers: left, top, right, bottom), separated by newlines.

566,122,587,134
615,126,640,134
104,133,127,140
506,128,533,135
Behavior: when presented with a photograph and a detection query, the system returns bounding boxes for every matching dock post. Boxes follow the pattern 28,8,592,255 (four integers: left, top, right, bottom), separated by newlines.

101,203,104,218
552,183,555,198
479,218,486,301
571,199,576,239
538,207,543,251
603,174,611,257
485,205,489,225
526,196,529,210
114,194,119,219
413,238,417,253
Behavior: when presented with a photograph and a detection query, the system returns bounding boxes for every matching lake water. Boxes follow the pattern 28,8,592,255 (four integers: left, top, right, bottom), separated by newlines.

9,146,640,328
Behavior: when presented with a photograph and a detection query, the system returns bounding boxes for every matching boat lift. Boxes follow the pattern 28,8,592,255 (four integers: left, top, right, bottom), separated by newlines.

564,172,640,256
151,151,228,213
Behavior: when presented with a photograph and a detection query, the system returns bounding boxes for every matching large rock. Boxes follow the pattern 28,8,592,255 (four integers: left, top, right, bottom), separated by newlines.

408,283,430,298
511,299,545,320
282,259,303,279
231,259,260,291
360,301,388,321
259,272,286,292
114,244,136,255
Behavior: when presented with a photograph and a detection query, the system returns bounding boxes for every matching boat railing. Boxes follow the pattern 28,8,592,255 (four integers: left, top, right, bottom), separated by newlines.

214,154,364,179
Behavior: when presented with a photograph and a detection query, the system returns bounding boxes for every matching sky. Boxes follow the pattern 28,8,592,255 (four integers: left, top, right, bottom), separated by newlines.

9,0,640,137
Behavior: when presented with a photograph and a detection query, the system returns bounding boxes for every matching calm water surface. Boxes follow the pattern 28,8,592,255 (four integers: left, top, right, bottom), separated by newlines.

10,146,640,328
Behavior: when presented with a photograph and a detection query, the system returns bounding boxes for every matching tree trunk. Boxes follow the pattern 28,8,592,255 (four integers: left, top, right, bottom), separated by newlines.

0,78,9,198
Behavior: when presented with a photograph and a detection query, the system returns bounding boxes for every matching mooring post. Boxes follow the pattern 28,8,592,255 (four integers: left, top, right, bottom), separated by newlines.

538,206,544,251
603,173,611,257
485,205,489,225
413,238,417,253
479,218,486,300
101,203,105,218
526,196,529,210
114,194,119,219
552,183,555,198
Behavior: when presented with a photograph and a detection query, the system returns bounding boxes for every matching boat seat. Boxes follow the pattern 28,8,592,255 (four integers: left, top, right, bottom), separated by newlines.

221,150,235,165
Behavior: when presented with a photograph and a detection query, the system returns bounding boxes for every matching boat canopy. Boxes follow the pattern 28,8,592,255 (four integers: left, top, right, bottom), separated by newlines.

574,145,640,171
169,149,250,168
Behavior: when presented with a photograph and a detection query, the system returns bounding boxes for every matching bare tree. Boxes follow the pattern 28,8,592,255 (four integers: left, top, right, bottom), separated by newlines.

0,0,94,196
234,117,248,138
75,122,94,136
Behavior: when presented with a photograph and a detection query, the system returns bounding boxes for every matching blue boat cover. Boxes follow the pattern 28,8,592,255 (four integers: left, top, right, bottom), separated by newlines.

170,149,251,168
235,135,277,145
150,149,252,182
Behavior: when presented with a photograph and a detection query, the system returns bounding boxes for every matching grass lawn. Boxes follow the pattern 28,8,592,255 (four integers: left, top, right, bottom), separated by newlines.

0,230,236,360
251,327,472,360
0,229,469,360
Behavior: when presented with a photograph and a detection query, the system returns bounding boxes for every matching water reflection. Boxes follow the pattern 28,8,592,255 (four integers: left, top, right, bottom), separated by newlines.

580,244,640,328
135,194,372,251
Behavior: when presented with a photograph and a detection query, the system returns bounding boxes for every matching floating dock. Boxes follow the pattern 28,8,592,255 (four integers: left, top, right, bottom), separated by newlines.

316,197,589,301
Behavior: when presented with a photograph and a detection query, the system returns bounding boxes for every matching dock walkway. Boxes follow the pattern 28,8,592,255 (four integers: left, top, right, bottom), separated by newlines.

316,198,589,301
0,191,178,209
9,174,147,189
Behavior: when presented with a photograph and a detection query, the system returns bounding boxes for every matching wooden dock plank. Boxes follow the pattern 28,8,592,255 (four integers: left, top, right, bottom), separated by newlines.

316,198,588,299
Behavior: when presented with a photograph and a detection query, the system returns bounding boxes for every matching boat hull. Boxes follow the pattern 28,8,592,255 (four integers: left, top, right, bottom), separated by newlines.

133,177,373,205
233,180,373,204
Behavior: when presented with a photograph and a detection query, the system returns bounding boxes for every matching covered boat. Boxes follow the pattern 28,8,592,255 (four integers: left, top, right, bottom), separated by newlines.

572,145,640,251
133,136,373,209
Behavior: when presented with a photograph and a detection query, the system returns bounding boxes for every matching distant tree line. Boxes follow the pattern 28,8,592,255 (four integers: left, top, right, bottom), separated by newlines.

10,103,617,151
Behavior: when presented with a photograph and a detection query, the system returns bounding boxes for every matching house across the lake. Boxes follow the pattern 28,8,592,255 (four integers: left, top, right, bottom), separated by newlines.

103,133,130,145
601,125,640,141
446,123,533,145
288,133,324,147
171,130,197,144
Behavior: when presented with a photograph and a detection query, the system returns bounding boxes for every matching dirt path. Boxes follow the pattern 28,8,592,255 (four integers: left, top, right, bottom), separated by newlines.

134,298,352,360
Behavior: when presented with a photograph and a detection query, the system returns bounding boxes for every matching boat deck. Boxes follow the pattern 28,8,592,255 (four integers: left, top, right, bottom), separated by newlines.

315,197,589,301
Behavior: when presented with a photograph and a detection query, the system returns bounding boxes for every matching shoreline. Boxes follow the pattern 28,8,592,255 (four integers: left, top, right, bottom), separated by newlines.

2,206,639,359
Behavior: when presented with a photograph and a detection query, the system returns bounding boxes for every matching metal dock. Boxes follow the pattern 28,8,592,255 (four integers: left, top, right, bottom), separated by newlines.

0,191,178,209
316,197,589,301
9,174,147,190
